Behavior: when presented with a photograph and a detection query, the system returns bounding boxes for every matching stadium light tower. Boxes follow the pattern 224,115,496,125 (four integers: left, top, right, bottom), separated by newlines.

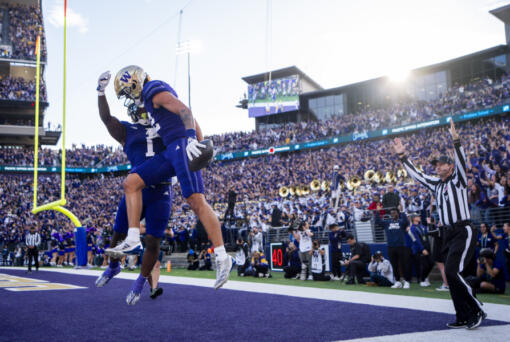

176,40,201,110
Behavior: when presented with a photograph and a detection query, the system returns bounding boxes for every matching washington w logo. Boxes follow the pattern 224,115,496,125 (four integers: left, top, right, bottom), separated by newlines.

120,71,132,83
0,273,86,292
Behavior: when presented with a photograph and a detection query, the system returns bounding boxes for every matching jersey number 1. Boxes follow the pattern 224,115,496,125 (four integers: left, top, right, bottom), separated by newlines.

146,137,155,157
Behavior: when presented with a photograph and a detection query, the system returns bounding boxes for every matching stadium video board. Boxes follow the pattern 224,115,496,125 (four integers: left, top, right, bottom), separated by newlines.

247,75,300,117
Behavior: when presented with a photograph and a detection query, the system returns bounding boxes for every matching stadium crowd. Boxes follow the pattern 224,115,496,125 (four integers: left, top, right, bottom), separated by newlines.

0,76,47,102
1,115,509,279
5,3,47,61
0,144,125,167
210,75,510,153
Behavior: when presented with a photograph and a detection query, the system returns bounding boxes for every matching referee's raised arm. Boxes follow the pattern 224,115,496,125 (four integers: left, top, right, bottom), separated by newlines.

449,120,468,188
391,137,439,192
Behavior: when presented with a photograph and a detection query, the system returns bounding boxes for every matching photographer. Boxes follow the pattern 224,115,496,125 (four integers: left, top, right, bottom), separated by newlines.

198,249,212,271
251,251,270,278
367,251,394,287
292,221,314,280
328,223,346,280
235,238,250,276
344,234,370,285
466,249,506,294
249,227,263,254
311,239,331,281
283,241,301,279
187,249,199,270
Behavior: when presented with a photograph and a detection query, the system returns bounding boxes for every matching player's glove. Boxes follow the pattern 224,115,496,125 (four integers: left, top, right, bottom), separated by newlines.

97,71,111,96
186,137,206,161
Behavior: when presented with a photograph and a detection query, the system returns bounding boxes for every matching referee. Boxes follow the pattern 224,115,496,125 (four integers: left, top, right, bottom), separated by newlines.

392,120,485,330
25,226,41,273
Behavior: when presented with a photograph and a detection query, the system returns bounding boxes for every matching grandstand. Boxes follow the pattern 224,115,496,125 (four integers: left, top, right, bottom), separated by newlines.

0,0,59,146
0,2,509,341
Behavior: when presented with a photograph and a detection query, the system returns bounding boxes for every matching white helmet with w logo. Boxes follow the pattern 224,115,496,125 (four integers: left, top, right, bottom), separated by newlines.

114,65,147,106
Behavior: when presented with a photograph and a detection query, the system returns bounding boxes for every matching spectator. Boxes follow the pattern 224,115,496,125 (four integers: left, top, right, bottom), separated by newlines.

494,222,510,277
478,223,498,253
382,184,400,210
328,223,345,281
407,214,433,287
374,208,412,289
367,251,395,287
271,204,282,227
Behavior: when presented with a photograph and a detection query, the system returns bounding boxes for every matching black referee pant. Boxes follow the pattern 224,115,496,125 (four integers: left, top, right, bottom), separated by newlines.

27,247,39,272
444,223,483,322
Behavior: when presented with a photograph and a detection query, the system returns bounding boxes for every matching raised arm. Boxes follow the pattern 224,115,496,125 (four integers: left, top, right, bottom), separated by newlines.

392,137,439,192
449,120,468,187
97,71,126,144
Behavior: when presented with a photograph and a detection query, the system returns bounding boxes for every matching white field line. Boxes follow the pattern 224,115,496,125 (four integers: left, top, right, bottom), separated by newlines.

2,266,510,323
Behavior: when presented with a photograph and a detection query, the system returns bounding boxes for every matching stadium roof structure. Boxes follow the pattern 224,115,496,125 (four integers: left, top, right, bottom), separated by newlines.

301,44,510,98
491,4,510,44
242,66,323,90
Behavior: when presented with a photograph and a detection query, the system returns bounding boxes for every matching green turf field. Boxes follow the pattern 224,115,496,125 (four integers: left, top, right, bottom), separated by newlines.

111,267,510,306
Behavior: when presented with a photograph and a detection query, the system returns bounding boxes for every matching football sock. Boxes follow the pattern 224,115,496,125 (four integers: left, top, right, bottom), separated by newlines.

214,245,227,259
127,228,140,241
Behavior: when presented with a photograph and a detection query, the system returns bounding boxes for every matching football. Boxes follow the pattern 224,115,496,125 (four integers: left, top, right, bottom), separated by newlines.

188,139,214,172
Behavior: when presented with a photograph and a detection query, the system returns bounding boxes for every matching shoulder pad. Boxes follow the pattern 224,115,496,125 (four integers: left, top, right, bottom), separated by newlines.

142,80,178,101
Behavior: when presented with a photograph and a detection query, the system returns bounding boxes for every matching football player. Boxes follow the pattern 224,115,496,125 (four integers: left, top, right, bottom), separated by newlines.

106,65,234,290
94,71,175,305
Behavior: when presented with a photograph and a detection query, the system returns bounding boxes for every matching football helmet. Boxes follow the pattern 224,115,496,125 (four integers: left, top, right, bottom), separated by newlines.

114,65,147,106
127,103,151,126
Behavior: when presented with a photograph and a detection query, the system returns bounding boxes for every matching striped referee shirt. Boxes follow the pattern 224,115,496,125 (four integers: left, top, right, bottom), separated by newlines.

25,232,41,247
400,140,470,226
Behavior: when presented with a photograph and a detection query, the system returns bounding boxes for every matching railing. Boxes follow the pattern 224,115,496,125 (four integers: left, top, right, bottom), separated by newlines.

261,206,510,247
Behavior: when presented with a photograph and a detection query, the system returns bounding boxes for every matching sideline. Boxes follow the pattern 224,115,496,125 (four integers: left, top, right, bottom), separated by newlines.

2,266,510,323
338,324,510,342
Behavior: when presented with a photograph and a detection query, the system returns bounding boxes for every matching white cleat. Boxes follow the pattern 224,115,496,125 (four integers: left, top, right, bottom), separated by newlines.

105,239,142,258
214,256,235,290
420,280,431,287
436,284,449,292
391,281,402,289
403,281,411,289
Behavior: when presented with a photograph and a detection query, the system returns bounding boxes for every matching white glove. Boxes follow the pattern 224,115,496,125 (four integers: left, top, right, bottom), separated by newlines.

97,71,111,96
186,138,206,161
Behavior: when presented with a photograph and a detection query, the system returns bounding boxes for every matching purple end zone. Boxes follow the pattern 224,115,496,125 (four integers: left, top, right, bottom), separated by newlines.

0,269,507,342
